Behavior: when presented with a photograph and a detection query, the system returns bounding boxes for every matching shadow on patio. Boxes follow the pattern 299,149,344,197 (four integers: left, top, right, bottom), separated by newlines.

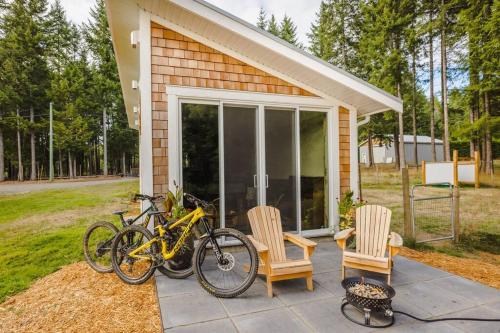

155,240,500,333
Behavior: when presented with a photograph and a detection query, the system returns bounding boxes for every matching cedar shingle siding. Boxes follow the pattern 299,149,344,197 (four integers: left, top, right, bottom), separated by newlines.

339,107,351,195
150,22,350,196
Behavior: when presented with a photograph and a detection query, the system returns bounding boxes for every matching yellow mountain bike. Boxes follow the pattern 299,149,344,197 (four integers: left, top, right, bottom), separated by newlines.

110,193,258,298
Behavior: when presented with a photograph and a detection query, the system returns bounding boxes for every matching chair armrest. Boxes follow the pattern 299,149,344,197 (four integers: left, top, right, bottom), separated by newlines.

334,228,355,250
388,232,403,258
283,232,316,259
283,232,317,248
388,232,403,247
334,228,355,241
247,235,268,253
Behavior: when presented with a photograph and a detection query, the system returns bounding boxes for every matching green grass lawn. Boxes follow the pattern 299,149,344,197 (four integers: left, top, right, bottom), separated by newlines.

0,180,139,303
361,163,500,256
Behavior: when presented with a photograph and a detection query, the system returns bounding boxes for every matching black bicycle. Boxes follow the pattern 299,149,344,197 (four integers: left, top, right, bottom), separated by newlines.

83,194,194,279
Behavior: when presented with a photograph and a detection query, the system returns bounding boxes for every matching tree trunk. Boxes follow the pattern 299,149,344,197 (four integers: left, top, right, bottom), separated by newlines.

0,125,4,182
429,8,436,161
30,106,36,180
17,108,24,181
367,129,374,167
397,83,406,170
58,149,63,177
412,51,418,167
394,126,400,169
74,158,77,178
122,152,126,176
103,109,108,176
484,91,493,175
440,0,450,161
68,151,73,179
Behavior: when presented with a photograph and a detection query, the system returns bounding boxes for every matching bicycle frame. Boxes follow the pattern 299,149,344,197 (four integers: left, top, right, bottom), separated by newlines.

128,207,208,261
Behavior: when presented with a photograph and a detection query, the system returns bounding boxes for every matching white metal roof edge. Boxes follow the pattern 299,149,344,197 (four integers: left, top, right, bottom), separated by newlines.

173,0,403,113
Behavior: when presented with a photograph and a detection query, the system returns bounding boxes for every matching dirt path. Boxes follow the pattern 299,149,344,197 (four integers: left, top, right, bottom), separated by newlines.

0,177,137,195
0,262,161,333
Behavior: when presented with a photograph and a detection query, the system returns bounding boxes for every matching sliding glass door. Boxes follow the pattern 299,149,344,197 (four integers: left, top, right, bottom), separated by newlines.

181,102,330,235
265,108,297,232
223,105,258,235
300,111,328,231
181,103,220,228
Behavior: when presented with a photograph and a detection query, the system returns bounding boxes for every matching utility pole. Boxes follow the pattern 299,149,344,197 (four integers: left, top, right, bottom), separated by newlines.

49,102,54,181
17,107,24,181
103,108,108,176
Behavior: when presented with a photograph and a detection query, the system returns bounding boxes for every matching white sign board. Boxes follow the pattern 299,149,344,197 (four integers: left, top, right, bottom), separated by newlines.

458,164,475,183
425,162,454,184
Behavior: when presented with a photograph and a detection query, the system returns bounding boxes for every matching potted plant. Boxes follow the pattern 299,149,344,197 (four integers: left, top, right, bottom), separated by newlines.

337,191,364,248
164,185,195,271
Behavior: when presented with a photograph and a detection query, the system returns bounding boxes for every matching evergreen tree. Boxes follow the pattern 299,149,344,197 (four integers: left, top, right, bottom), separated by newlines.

279,14,300,46
1,0,50,180
256,6,267,30
308,0,361,72
267,14,280,36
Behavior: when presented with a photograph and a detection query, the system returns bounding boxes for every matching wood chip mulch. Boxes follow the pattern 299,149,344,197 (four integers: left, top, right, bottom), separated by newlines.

400,247,500,289
0,262,161,333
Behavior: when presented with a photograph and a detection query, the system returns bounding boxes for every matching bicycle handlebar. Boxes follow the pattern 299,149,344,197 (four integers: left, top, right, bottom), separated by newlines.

133,193,164,202
183,193,210,208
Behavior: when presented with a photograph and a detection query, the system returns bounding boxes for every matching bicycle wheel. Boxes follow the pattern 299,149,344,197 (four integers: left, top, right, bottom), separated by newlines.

83,221,119,273
111,225,158,285
193,228,258,298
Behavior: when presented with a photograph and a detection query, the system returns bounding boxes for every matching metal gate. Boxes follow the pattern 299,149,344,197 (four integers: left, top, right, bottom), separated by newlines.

411,183,455,243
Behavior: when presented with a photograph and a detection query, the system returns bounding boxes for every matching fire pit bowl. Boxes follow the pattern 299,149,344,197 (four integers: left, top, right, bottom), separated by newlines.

340,277,396,328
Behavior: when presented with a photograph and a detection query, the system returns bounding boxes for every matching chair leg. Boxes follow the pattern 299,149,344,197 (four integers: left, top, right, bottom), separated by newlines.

306,274,313,291
266,278,273,297
387,273,391,285
341,265,345,280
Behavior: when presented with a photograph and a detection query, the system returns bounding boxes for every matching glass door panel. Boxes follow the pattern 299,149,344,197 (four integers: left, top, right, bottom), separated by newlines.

181,103,220,228
223,105,258,234
300,111,328,231
265,108,297,232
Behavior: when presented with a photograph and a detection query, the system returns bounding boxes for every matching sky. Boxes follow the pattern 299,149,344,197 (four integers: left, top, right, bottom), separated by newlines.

57,0,322,46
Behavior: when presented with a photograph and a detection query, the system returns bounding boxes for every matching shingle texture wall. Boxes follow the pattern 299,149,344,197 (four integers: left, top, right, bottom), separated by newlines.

149,22,350,198
339,106,351,195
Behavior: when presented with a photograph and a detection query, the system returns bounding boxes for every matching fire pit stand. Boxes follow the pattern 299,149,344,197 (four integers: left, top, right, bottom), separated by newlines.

340,277,396,328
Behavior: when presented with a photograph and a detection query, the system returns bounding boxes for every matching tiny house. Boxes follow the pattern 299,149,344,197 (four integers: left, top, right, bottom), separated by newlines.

105,0,402,236
359,135,444,166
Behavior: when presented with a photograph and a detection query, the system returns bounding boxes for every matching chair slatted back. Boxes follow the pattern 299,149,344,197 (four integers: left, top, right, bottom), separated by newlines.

247,206,287,263
355,205,392,257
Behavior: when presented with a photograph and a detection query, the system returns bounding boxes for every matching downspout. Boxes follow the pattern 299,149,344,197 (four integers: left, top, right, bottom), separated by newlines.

356,115,370,201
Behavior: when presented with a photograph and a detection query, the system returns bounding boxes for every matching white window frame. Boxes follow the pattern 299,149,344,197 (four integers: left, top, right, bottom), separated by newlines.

167,86,340,236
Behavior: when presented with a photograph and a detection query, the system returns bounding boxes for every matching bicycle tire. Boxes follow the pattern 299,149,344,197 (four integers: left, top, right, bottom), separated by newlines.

83,221,119,273
193,228,258,298
111,225,158,285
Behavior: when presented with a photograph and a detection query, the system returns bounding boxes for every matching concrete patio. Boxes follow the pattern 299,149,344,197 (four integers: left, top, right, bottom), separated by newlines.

155,240,500,332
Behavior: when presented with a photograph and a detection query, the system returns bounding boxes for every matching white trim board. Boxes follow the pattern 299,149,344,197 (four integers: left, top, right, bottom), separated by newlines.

139,10,153,197
166,86,345,235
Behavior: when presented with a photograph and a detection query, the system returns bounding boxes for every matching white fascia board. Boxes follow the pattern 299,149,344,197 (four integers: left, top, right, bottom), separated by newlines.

139,9,153,196
169,0,403,113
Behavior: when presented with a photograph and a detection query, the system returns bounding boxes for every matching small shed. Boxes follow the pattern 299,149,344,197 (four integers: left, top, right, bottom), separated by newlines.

105,0,402,236
359,135,444,165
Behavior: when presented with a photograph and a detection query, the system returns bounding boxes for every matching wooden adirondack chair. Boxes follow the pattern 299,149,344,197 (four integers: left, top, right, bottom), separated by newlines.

247,206,317,297
334,205,403,284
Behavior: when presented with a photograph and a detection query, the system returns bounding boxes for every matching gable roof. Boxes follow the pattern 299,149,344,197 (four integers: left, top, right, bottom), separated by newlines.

105,0,403,127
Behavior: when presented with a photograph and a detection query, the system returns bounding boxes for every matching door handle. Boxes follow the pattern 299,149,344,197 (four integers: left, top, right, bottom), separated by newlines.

265,175,269,188
253,175,257,188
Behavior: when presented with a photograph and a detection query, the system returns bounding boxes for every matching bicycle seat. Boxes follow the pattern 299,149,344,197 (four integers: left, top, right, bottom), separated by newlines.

112,210,128,216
